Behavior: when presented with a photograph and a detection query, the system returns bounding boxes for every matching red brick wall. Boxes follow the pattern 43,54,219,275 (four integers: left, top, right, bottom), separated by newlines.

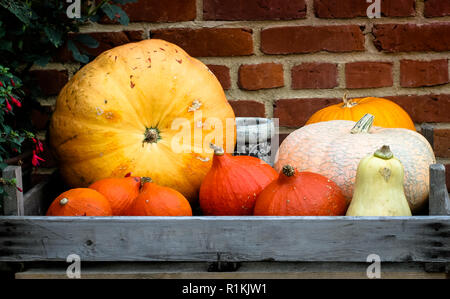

31,0,450,190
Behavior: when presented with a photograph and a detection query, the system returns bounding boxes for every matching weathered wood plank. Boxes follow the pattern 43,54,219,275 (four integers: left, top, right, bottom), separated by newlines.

2,166,24,216
23,181,49,216
429,164,450,215
0,216,449,263
14,262,449,279
420,123,434,147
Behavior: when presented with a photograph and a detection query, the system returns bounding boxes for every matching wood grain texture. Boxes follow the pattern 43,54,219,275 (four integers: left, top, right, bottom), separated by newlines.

1,216,449,263
2,166,23,216
429,164,450,215
14,262,449,279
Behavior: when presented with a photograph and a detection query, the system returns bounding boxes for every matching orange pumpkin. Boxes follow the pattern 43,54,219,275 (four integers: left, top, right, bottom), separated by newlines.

50,39,236,203
275,114,435,212
306,96,416,131
199,144,278,215
88,176,141,215
254,165,347,216
126,178,192,216
46,188,112,216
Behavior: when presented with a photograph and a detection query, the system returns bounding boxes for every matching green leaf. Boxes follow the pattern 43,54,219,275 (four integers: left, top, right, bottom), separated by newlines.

33,55,51,67
75,35,99,49
67,40,89,64
0,0,34,25
101,4,130,26
44,26,63,48
0,40,13,52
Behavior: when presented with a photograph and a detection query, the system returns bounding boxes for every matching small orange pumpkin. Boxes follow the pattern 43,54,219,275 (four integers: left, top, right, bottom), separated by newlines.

254,165,347,216
46,188,112,216
306,96,416,131
89,176,141,215
126,178,192,216
199,144,278,216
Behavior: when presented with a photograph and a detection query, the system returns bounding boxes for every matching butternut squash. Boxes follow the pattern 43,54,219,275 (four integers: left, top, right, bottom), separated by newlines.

346,145,412,216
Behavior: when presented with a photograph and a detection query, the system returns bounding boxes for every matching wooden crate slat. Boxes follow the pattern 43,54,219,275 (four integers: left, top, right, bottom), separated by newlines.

0,216,449,263
2,166,24,216
429,164,450,215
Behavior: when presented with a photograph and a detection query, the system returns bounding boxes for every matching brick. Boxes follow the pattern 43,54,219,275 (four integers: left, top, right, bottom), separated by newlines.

56,31,145,61
424,0,450,17
100,0,196,23
345,62,393,89
274,98,341,127
261,25,365,54
29,69,69,96
385,94,450,123
30,108,52,130
238,63,284,90
400,59,449,88
291,63,338,89
151,28,253,57
203,0,306,21
373,23,450,52
278,133,290,145
314,0,415,18
206,65,231,90
228,100,266,117
434,128,450,158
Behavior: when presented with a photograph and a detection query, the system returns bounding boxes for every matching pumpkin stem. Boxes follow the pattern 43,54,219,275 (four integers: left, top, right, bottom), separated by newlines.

342,93,357,108
140,177,152,188
351,113,374,134
210,143,224,156
282,165,296,177
143,127,160,144
60,197,68,206
374,145,394,160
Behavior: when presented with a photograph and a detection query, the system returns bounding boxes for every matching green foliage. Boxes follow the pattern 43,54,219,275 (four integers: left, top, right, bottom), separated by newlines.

0,1,132,210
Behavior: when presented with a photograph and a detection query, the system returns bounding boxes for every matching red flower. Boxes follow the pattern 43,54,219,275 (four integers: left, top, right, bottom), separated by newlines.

35,140,44,153
10,78,15,87
16,186,23,192
0,81,3,87
10,96,21,107
5,98,12,111
32,150,45,166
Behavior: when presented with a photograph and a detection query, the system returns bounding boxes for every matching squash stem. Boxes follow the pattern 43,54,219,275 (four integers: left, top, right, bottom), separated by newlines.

342,93,357,108
282,165,296,177
210,143,224,156
351,113,374,134
143,127,160,144
374,145,394,160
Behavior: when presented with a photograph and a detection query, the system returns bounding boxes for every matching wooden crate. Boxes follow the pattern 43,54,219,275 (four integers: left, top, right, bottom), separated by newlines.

0,163,449,279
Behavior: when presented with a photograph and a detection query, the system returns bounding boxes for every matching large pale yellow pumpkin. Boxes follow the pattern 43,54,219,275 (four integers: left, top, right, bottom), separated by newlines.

275,114,435,213
50,39,236,202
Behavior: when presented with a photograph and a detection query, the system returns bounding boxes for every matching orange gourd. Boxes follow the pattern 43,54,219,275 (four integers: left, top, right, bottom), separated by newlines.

126,178,192,216
46,188,112,216
275,114,435,212
306,96,416,131
88,176,141,215
254,165,347,216
50,39,236,203
199,144,278,215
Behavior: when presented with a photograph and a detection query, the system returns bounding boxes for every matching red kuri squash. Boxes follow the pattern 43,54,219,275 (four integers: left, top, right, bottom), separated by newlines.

88,176,141,215
126,178,192,216
199,144,278,215
254,165,347,216
46,188,112,216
